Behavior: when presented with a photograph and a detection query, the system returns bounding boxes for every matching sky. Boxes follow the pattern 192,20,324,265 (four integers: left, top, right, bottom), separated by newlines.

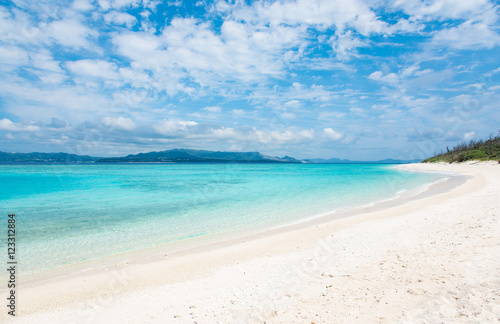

0,0,499,160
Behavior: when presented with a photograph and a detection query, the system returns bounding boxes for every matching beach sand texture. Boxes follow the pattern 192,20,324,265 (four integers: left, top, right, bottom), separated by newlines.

6,162,500,323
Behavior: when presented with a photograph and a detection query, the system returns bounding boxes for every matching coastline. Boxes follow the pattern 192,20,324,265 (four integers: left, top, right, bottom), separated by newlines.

13,163,449,284
14,163,454,285
7,162,500,323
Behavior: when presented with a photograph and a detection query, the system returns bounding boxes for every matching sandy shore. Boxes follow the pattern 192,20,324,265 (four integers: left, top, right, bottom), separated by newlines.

6,162,500,323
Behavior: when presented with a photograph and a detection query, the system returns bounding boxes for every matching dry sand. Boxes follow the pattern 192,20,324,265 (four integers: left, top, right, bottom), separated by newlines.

5,162,500,323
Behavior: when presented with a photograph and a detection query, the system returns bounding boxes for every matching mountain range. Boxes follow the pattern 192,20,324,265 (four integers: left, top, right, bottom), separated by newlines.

96,149,301,163
0,149,421,164
0,151,97,164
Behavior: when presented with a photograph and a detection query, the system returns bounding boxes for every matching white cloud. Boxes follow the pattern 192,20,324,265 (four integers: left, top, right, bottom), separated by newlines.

66,59,119,79
281,112,296,119
287,83,335,102
0,79,113,122
202,106,222,113
30,50,63,72
393,0,492,20
232,109,245,115
407,128,460,142
112,17,304,94
368,71,399,85
484,67,500,77
254,128,314,143
0,46,29,71
107,0,407,94
319,111,346,119
73,0,94,11
463,131,475,140
414,69,433,76
400,65,419,78
466,83,484,90
104,11,137,28
323,128,344,141
0,118,39,132
47,18,96,48
35,71,68,84
350,107,364,114
432,21,500,50
98,0,141,10
284,100,301,108
331,30,366,60
153,119,198,136
0,6,40,44
102,116,137,130
223,0,387,35
210,126,236,138
167,0,182,7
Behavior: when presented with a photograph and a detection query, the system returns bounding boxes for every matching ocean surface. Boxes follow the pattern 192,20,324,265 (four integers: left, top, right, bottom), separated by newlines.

0,163,444,276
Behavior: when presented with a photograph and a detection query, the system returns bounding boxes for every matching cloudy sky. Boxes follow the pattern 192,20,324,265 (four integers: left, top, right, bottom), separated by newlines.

0,0,499,160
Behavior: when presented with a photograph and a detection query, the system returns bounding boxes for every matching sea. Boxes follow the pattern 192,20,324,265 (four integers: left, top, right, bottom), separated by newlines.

0,163,446,277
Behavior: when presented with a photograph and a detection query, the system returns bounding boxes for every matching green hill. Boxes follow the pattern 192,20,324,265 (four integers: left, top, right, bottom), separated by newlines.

96,149,302,163
0,152,98,164
422,133,500,163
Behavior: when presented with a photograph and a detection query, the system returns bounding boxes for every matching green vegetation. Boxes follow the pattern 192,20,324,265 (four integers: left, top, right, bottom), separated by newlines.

0,152,98,164
96,148,302,163
422,133,500,163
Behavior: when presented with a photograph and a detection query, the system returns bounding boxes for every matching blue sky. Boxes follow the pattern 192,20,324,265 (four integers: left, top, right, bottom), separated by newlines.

0,0,499,160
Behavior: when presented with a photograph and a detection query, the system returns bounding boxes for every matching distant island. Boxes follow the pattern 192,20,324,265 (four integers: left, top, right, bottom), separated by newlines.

96,149,301,163
0,149,421,164
0,151,98,164
422,133,500,163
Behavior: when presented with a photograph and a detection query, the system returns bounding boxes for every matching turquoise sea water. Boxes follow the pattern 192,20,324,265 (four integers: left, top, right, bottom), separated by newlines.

0,163,443,276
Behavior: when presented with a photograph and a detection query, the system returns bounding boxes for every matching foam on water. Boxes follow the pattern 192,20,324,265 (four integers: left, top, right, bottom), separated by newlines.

0,163,444,276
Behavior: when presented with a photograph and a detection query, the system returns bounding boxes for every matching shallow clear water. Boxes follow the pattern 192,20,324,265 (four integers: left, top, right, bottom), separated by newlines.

0,163,443,275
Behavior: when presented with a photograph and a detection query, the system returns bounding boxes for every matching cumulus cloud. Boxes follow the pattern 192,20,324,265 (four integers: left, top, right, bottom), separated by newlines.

0,118,39,132
323,128,344,141
368,71,399,85
253,128,314,144
46,18,96,48
102,116,137,130
393,0,492,20
432,21,500,49
66,59,119,79
103,11,137,28
30,50,63,73
153,119,198,136
221,0,387,34
98,0,142,10
331,30,366,60
73,0,94,11
210,126,237,138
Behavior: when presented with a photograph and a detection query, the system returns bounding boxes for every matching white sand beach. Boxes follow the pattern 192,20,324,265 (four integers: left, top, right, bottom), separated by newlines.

7,162,500,323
